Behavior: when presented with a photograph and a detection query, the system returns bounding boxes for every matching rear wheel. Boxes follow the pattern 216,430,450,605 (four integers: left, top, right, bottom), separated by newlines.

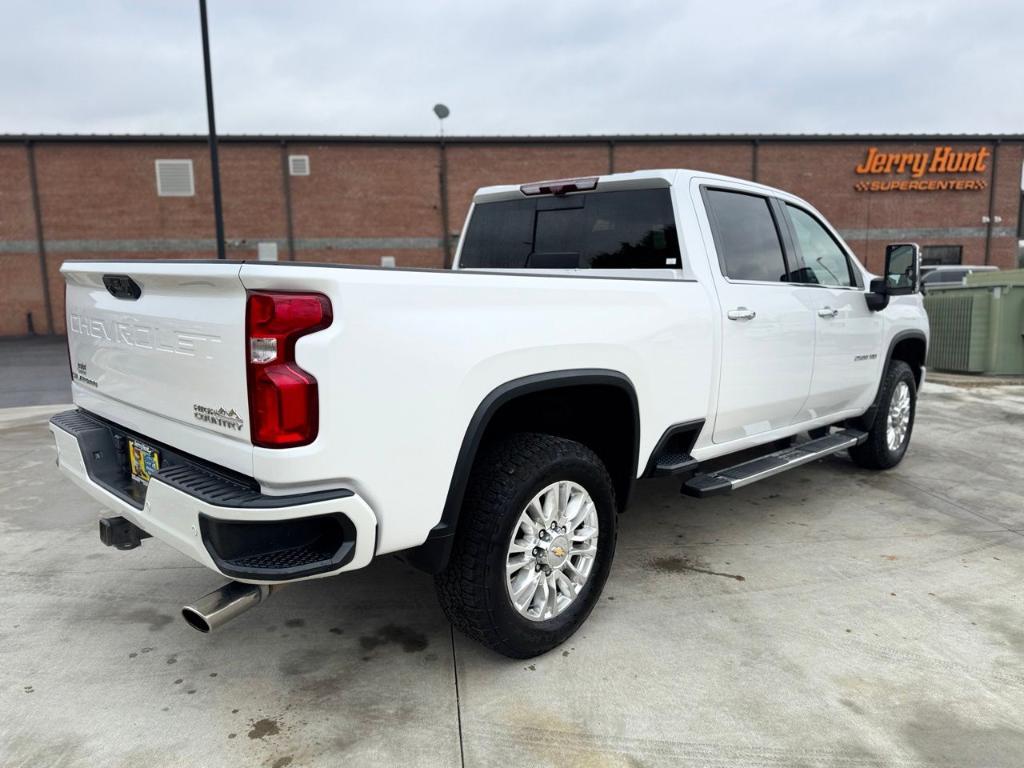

849,360,917,470
435,433,617,659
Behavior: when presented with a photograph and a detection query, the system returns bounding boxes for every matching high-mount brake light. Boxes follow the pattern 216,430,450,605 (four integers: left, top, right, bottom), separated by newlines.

519,177,599,196
245,291,332,448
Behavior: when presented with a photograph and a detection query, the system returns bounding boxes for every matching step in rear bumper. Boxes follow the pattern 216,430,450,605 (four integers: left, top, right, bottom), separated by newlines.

50,410,377,584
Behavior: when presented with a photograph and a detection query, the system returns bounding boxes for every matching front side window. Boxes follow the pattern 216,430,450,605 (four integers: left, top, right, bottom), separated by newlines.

786,205,853,288
458,188,680,270
704,189,788,282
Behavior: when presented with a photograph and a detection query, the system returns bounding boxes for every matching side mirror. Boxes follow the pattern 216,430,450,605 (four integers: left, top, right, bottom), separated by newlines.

866,278,889,311
867,243,921,312
883,243,921,295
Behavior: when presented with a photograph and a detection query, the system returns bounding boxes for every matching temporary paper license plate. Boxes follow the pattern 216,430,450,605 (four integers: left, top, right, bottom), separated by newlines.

128,440,160,484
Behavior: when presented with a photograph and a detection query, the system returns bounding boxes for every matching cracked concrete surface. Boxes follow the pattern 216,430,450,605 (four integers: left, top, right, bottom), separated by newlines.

1,381,1022,767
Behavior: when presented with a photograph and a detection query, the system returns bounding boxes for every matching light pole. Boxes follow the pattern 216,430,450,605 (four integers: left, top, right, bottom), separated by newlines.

199,0,226,260
434,104,452,268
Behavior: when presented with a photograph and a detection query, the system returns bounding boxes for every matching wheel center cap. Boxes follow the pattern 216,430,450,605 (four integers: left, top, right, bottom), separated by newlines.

545,535,570,568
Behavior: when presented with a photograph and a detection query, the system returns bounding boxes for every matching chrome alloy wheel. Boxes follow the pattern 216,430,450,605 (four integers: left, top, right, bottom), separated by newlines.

505,481,599,622
886,381,911,452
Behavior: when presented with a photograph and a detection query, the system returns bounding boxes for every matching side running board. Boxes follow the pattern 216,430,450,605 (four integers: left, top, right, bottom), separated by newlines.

682,429,868,498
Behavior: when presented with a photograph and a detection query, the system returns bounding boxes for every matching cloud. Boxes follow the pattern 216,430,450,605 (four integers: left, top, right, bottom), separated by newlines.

1,0,1021,135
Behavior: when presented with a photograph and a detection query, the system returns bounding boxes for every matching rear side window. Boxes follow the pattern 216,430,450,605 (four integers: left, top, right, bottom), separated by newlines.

704,189,788,282
785,205,854,287
458,188,680,269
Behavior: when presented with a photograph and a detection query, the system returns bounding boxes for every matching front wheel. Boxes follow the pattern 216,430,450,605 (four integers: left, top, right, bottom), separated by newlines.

435,433,617,659
849,360,917,470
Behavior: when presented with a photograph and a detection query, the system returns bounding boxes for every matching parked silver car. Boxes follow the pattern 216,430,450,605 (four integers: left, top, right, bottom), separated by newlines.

920,264,999,290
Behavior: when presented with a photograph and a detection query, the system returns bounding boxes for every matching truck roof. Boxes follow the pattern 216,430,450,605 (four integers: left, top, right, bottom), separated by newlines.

472,169,791,204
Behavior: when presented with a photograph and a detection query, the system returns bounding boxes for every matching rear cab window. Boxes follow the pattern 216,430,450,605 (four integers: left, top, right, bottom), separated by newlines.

458,188,681,270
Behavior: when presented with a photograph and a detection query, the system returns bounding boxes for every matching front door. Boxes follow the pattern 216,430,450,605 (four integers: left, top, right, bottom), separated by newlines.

779,203,883,417
699,186,816,444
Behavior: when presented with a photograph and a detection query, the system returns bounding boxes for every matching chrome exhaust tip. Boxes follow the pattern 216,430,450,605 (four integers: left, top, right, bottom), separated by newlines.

181,581,274,633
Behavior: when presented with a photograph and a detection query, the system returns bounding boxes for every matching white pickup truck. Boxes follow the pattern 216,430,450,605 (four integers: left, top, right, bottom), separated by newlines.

51,169,928,658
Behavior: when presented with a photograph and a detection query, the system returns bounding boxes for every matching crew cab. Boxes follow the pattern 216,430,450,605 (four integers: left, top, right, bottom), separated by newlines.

50,169,928,658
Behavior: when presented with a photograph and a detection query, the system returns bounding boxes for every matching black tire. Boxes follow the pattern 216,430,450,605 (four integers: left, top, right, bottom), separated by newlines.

849,360,917,470
434,432,617,659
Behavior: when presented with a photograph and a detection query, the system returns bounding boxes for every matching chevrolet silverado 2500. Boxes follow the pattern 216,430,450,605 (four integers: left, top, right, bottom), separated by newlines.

50,169,928,658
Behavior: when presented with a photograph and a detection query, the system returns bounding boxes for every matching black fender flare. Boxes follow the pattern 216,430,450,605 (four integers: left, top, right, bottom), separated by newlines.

402,368,640,574
855,329,927,430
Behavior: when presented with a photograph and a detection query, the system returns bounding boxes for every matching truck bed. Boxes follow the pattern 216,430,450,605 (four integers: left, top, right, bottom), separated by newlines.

62,259,715,554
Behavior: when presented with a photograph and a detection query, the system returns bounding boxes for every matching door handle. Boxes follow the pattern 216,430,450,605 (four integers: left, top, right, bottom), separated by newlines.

727,307,756,321
817,307,839,318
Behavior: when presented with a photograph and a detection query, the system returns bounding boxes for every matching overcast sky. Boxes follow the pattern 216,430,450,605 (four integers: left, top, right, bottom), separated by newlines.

2,0,1022,136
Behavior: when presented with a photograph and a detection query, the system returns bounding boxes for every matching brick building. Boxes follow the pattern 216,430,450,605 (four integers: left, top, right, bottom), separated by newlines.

1,133,1021,337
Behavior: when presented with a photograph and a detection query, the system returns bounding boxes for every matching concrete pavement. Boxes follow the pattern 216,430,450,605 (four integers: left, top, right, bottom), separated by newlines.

0,337,72,408
1,382,1023,767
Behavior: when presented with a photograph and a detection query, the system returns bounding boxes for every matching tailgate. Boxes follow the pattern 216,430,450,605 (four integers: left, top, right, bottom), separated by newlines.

62,262,251,447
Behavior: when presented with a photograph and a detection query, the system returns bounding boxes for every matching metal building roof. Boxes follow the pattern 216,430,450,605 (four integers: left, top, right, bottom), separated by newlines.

2,132,1022,145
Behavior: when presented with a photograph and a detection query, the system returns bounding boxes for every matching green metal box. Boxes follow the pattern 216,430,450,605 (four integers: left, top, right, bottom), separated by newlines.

923,269,1024,375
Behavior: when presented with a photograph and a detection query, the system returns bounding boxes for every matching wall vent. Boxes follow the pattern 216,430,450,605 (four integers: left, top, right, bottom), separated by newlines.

155,159,195,197
289,155,310,176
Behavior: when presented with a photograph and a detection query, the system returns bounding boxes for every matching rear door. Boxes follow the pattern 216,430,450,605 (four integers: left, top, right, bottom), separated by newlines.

699,186,816,444
778,203,882,417
62,261,251,455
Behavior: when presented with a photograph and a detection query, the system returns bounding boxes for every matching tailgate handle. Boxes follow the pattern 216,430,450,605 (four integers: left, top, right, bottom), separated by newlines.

103,274,142,300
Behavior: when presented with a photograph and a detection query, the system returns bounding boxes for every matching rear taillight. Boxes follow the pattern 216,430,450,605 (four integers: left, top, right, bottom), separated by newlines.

245,291,332,448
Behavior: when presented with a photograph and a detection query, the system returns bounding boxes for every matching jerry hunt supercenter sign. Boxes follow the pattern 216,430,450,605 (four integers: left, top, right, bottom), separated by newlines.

853,146,989,192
